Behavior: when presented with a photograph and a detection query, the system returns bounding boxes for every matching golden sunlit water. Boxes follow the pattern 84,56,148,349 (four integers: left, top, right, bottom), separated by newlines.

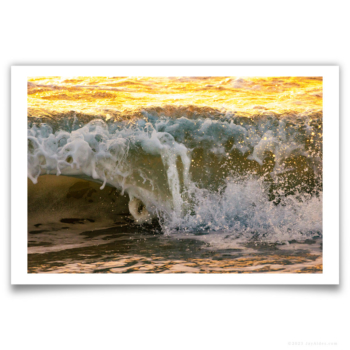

28,76,322,119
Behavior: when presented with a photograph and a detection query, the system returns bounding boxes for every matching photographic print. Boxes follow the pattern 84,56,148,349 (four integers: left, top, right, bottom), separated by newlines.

11,66,339,283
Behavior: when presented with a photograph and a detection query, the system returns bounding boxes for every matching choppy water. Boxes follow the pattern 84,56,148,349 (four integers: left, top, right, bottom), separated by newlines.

28,217,322,274
27,76,323,274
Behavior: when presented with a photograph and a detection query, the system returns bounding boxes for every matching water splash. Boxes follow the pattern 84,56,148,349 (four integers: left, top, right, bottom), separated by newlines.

28,108,322,241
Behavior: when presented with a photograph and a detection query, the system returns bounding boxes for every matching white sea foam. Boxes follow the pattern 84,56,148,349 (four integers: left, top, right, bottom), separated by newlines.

28,110,323,240
164,179,322,241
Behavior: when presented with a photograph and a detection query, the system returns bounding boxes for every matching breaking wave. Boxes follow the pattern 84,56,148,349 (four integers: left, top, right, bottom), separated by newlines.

28,106,323,241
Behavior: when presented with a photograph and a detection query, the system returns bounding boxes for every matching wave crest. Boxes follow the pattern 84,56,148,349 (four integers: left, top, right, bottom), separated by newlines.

28,110,322,240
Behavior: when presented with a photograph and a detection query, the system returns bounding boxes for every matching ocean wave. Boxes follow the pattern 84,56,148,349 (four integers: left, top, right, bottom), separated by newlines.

28,108,322,241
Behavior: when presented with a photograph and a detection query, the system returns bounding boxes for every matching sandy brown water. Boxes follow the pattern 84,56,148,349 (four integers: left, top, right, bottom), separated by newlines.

28,219,322,274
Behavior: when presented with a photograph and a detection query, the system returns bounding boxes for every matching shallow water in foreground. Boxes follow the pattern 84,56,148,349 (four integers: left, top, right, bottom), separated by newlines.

28,219,322,274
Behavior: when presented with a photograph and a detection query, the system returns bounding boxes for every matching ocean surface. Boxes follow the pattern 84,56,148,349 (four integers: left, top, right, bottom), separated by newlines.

27,76,323,273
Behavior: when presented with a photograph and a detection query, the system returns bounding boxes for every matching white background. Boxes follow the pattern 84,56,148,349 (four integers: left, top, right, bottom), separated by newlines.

11,66,339,285
1,0,348,349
